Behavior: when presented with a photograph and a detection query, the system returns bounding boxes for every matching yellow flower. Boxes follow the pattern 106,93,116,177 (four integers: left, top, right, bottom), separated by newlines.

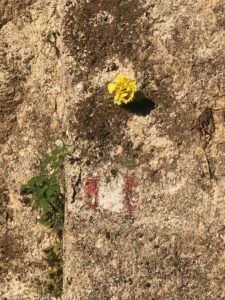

108,74,138,105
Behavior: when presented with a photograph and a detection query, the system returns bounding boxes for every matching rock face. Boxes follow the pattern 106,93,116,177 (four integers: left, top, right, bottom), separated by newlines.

62,0,225,299
0,1,64,299
1,0,225,299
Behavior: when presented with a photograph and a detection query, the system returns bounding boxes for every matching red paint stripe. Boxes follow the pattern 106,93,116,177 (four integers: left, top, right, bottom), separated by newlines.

123,176,138,212
84,177,99,210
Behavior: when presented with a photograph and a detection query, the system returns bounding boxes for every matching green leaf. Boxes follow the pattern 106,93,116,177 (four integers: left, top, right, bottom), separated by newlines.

39,215,53,228
40,161,48,171
42,200,50,213
20,145,67,237
20,184,29,194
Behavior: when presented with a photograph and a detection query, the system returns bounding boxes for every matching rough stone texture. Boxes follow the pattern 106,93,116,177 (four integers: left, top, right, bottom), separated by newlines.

1,0,225,299
0,0,64,299
62,0,225,299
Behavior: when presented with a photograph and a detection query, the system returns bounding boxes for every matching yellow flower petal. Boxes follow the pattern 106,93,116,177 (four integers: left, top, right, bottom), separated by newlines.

114,98,122,105
108,74,138,105
121,93,129,99
115,93,120,101
115,74,125,83
108,83,116,94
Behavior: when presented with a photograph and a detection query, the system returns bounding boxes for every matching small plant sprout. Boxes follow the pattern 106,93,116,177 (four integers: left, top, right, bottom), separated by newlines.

108,74,138,105
45,30,61,58
20,144,68,298
20,144,68,236
43,243,63,298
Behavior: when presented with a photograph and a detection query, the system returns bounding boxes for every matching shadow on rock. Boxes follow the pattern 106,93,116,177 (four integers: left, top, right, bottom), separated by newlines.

123,92,155,117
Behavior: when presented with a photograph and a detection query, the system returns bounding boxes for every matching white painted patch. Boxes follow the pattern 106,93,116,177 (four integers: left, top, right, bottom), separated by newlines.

98,177,124,212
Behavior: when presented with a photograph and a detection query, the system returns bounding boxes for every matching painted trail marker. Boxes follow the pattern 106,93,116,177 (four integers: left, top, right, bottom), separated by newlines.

84,175,138,213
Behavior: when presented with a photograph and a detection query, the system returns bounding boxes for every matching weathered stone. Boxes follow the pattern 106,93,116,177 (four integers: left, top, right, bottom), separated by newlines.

61,0,225,299
1,0,225,299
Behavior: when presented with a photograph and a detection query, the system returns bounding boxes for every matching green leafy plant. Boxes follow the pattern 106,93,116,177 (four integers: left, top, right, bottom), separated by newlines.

21,144,67,236
44,243,63,298
39,144,68,171
47,268,63,298
45,30,61,58
44,243,62,266
20,144,68,298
